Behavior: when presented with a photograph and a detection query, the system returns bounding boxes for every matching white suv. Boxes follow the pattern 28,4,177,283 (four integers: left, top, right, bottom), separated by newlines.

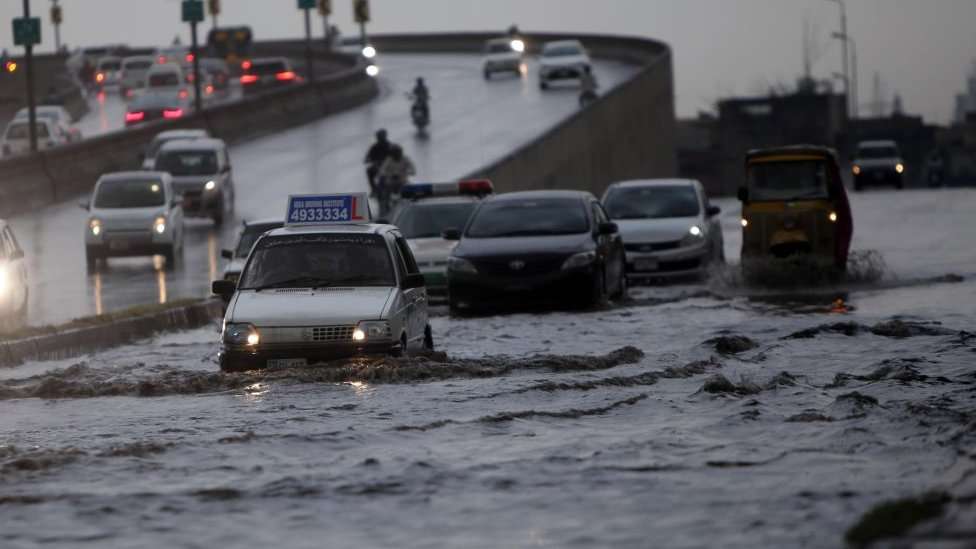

852,140,905,191
539,40,592,90
482,38,523,79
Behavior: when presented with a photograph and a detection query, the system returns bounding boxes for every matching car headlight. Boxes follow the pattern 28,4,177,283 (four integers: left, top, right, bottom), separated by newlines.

681,225,706,247
223,323,260,346
895,163,905,174
89,218,102,236
153,216,166,234
354,321,391,342
510,39,525,53
852,165,861,175
204,180,217,191
562,251,596,270
447,256,478,275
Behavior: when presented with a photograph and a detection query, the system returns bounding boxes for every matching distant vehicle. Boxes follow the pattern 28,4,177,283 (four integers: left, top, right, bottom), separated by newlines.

95,56,123,89
119,55,155,98
145,63,191,99
2,118,71,157
221,219,284,283
388,180,494,294
83,172,185,271
125,91,190,127
446,190,627,313
602,179,724,281
197,58,232,93
240,57,300,95
538,40,592,90
852,140,905,191
66,45,125,78
738,146,853,270
153,138,235,225
482,38,523,79
141,129,209,170
155,46,192,66
14,106,82,142
0,220,29,324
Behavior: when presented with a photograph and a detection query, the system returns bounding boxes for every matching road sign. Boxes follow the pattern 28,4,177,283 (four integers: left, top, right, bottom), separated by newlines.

182,0,204,23
208,0,220,16
51,5,63,25
318,0,332,16
353,0,370,23
12,17,41,47
285,193,370,226
298,0,315,9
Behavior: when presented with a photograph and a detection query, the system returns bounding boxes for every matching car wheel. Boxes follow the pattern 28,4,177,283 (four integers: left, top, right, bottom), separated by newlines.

423,326,434,351
86,249,101,273
611,264,628,300
163,245,177,270
585,268,607,308
390,335,407,358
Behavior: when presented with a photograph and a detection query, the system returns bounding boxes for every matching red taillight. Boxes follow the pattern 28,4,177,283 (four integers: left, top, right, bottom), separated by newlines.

240,74,258,85
459,179,495,196
205,85,214,95
185,53,195,63
5,61,18,73
241,60,252,70
163,108,184,119
276,71,296,81
95,73,105,83
179,89,189,99
125,111,145,123
158,56,167,64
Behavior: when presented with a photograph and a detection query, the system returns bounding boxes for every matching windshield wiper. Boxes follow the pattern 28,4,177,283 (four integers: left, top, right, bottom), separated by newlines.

251,276,333,291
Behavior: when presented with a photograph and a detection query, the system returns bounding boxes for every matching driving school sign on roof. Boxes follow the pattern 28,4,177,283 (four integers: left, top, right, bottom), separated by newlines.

285,193,370,226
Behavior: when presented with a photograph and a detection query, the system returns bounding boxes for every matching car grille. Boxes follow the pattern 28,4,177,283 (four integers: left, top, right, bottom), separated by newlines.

473,256,566,276
307,326,356,342
660,258,702,272
624,241,681,253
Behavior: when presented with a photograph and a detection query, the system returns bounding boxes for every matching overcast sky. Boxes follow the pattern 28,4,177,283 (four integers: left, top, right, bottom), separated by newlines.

2,0,974,123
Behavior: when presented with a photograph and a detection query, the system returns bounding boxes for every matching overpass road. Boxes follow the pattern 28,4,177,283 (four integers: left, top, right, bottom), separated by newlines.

12,53,638,326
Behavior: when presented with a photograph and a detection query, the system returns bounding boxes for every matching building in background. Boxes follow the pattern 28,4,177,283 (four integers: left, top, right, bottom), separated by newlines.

954,61,976,124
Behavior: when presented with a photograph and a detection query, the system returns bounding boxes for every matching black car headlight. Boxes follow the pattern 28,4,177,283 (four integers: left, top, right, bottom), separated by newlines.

448,256,478,275
562,251,597,270
223,323,260,346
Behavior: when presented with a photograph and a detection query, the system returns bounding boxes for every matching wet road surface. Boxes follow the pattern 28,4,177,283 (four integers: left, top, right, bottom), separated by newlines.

12,54,638,326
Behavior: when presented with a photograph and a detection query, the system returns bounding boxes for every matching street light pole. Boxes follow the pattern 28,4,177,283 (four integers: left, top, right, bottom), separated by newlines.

832,32,858,119
51,0,61,52
827,0,851,118
23,0,38,154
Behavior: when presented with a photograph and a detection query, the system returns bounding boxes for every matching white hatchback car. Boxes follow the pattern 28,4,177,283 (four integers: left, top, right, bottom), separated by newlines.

119,55,156,97
602,179,724,280
0,220,29,324
539,39,592,90
83,172,185,271
1,117,71,157
141,129,209,170
482,38,524,79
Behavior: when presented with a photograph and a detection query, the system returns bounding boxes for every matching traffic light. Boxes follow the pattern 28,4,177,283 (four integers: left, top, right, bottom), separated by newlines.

318,0,332,16
208,0,220,16
353,0,370,23
2,57,16,74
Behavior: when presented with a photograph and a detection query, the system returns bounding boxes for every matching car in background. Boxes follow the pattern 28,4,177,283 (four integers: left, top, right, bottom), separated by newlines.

125,90,190,127
852,140,905,191
446,190,626,313
240,57,300,95
387,180,494,293
14,106,82,142
482,38,524,79
2,117,71,157
153,138,235,225
221,219,284,283
83,172,184,271
0,220,29,325
538,40,591,90
155,46,191,66
95,56,123,89
198,58,232,94
119,55,155,98
602,179,724,281
141,129,209,170
145,63,191,99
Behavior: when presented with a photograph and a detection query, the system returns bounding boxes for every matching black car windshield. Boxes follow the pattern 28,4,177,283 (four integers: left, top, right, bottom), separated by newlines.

156,151,218,176
239,234,395,289
466,198,589,238
748,160,830,201
544,45,582,57
94,180,166,209
394,202,478,239
857,146,899,159
249,61,288,75
235,224,283,258
605,186,700,219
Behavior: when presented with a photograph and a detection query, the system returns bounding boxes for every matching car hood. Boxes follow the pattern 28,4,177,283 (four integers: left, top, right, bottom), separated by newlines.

455,233,591,260
408,237,458,262
614,216,702,243
541,55,589,68
90,206,166,230
230,287,395,327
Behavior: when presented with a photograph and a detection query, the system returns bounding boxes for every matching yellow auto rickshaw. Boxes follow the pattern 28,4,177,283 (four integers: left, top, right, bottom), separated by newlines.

738,146,853,271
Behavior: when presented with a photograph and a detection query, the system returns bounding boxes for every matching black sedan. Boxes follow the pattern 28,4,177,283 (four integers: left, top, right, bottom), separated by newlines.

446,190,627,313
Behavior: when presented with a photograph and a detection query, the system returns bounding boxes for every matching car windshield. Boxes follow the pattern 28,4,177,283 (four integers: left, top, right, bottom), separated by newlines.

148,72,180,87
156,150,218,176
857,146,899,159
748,160,830,201
125,60,153,70
466,198,589,238
249,61,287,75
393,202,478,239
235,224,283,258
486,42,512,54
239,234,395,289
94,179,166,209
16,109,60,121
605,185,701,220
99,61,121,71
6,122,50,139
544,45,582,57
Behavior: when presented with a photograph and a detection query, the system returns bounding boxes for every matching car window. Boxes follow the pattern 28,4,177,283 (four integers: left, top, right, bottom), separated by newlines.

124,60,153,70
466,198,589,238
249,61,288,75
156,150,219,176
94,179,167,209
99,60,121,71
234,224,283,258
392,202,478,239
747,161,830,202
239,234,395,289
395,237,420,274
6,122,51,139
148,72,180,87
604,186,701,220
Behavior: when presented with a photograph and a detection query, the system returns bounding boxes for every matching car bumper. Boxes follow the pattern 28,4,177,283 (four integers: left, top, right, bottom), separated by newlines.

448,266,595,308
86,230,175,256
624,244,710,279
541,67,583,80
180,190,222,215
219,341,401,371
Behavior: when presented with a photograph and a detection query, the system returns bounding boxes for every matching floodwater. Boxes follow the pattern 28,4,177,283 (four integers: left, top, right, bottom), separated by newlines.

1,187,974,547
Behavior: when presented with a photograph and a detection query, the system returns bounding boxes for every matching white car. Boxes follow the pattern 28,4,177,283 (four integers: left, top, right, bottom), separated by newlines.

119,55,155,98
539,39,592,90
221,219,284,283
142,129,209,170
83,172,185,271
95,56,123,89
1,117,71,157
145,63,190,100
387,180,494,294
211,193,432,372
852,140,905,191
482,38,524,79
155,46,191,66
14,106,82,142
0,220,29,324
153,138,235,225
601,179,724,280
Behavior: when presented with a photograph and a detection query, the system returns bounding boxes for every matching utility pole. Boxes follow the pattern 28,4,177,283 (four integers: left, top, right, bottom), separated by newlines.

318,0,332,49
18,0,40,153
354,0,370,49
182,1,204,113
832,32,858,119
826,0,851,118
50,0,62,52
299,0,315,82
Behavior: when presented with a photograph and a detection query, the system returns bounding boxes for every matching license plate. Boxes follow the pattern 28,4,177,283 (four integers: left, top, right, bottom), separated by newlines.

635,259,659,272
267,358,307,369
109,240,130,251
874,172,883,179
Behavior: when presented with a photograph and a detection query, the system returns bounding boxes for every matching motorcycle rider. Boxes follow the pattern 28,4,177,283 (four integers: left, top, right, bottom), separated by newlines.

579,65,599,107
364,129,394,196
377,144,416,215
411,77,430,121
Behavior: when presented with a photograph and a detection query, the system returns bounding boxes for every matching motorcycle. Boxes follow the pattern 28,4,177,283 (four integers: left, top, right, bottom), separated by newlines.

409,94,430,131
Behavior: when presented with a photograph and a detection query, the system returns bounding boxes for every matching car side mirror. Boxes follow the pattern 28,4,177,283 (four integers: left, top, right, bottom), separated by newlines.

78,199,90,210
598,222,618,235
707,205,722,217
212,279,237,298
442,228,461,241
402,273,426,290
737,188,749,203
221,249,233,260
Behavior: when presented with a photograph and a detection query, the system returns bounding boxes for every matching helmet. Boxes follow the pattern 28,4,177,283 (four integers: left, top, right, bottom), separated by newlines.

376,129,388,141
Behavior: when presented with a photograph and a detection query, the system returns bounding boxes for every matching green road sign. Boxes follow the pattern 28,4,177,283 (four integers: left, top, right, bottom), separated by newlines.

298,0,315,9
12,17,41,47
182,0,205,23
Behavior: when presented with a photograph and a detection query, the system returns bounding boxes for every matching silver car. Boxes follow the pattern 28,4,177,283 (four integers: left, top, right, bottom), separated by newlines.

602,179,724,280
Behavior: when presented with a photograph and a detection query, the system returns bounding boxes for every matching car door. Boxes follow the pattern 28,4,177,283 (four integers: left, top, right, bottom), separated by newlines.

591,201,622,289
2,227,26,309
393,234,427,349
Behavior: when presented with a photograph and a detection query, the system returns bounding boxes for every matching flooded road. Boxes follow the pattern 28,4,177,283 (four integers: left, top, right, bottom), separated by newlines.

1,187,974,547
